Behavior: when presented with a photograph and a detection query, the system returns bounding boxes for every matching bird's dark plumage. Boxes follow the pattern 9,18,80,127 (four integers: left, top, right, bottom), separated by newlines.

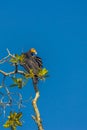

21,48,43,92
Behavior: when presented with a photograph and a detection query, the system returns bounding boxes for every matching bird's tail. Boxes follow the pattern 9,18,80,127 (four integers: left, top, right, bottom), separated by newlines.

32,76,38,93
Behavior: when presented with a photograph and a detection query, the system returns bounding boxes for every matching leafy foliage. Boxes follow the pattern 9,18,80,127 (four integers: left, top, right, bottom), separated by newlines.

10,77,28,89
25,69,35,78
25,68,48,80
38,68,48,80
10,54,25,64
3,112,22,130
10,68,48,89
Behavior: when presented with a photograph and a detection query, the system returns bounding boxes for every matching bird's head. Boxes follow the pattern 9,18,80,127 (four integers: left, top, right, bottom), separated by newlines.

30,48,37,56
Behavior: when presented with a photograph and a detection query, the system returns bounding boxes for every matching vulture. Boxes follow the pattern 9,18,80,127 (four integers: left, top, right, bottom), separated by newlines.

21,48,43,92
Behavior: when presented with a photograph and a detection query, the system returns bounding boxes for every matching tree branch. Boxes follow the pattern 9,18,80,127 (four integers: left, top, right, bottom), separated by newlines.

32,91,44,130
0,70,26,76
0,49,15,64
0,49,46,130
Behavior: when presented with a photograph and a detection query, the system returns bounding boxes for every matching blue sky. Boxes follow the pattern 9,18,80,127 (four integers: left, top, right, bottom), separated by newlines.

0,0,87,130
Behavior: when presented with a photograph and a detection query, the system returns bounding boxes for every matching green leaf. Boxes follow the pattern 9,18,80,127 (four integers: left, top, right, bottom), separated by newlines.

16,112,22,119
38,68,48,78
19,54,25,63
12,77,17,83
3,120,10,128
10,54,20,64
11,77,28,88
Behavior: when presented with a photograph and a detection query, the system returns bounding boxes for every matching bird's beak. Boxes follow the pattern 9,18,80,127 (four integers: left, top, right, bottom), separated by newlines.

35,51,37,55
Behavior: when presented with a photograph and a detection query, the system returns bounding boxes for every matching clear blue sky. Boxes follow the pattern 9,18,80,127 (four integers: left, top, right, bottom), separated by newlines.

0,0,87,130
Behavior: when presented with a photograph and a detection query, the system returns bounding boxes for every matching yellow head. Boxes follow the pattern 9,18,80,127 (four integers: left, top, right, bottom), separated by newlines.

30,48,37,55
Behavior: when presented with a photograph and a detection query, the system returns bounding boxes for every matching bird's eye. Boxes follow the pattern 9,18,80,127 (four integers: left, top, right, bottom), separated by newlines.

31,52,34,56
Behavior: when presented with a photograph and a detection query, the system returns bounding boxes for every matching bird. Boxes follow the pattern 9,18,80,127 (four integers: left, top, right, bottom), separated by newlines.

20,48,43,92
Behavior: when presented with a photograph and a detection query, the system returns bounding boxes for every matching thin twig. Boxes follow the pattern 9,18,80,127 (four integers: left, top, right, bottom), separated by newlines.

6,48,15,58
0,49,15,64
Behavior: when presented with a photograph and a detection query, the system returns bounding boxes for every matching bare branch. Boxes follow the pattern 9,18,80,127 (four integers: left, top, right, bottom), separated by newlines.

6,48,15,58
0,55,10,64
32,91,44,130
0,49,14,64
0,70,26,76
6,48,11,55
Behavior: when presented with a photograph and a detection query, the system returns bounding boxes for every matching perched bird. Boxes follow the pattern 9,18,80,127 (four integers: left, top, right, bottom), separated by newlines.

21,48,43,92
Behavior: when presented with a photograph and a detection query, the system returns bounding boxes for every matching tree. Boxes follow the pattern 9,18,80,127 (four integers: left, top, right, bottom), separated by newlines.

0,49,48,130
